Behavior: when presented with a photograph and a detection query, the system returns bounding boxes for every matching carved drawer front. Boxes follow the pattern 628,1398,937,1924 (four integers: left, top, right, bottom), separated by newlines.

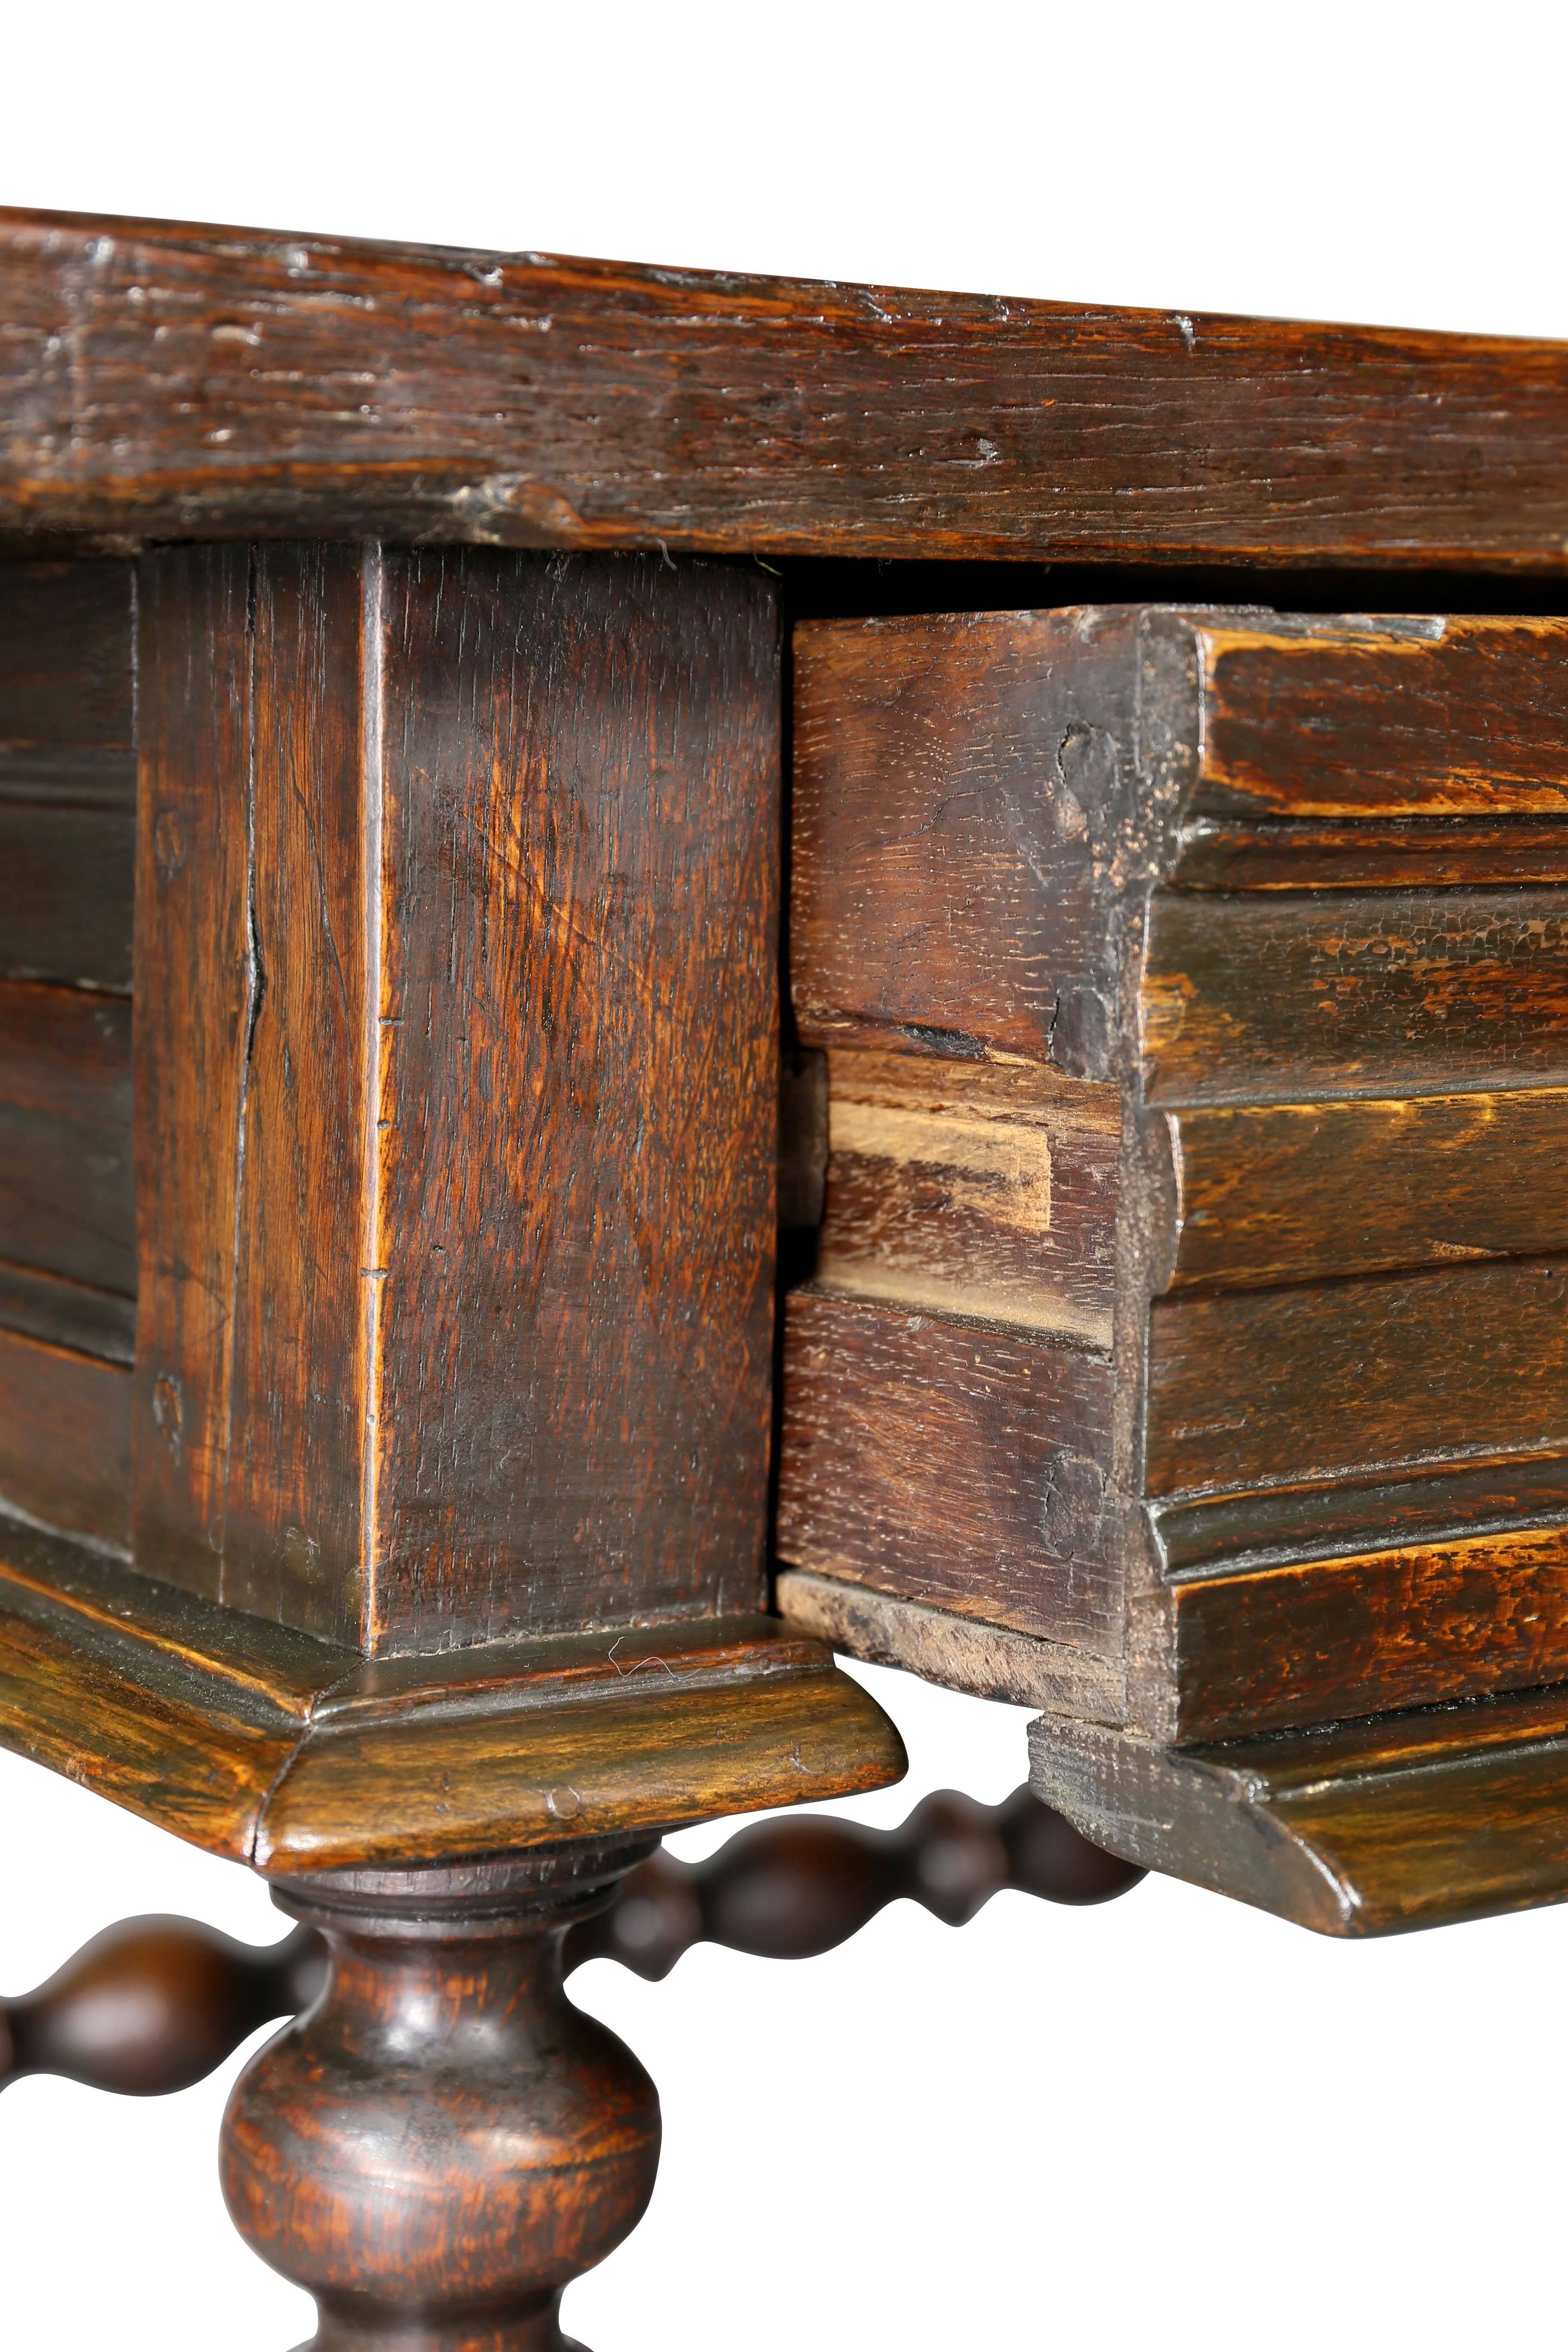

777,606,1568,1932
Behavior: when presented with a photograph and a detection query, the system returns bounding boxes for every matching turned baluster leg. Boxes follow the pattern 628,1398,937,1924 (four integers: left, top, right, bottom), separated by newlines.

220,1843,661,2352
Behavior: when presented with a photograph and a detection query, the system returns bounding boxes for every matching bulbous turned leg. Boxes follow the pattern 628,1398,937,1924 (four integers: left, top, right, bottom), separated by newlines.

220,1842,662,2352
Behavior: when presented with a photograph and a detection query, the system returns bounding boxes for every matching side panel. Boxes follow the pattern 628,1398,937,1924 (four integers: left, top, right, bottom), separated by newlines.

777,1289,1117,1648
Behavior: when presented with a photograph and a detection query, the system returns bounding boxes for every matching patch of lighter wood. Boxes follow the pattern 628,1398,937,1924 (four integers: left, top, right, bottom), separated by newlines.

775,1568,1126,1721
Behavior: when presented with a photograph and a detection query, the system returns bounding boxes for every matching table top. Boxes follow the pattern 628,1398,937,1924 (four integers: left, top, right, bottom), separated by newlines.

4,205,1568,566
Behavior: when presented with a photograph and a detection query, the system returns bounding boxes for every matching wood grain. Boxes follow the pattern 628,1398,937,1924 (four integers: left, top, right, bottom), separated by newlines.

791,608,1141,1067
0,558,134,797
9,210,1568,565
223,1852,662,2349
1191,616,1568,819
0,1531,905,1869
1142,887,1568,1105
776,1565,1127,1718
218,544,370,1638
776,1286,1118,1646
1152,1449,1568,1577
1032,1691,1568,1936
1137,1524,1568,1741
133,545,254,1602
0,980,133,1298
0,806,134,990
1171,815,1568,893
0,1262,134,1363
1146,1257,1568,1498
815,1048,1120,1345
257,1670,900,1875
132,544,779,1653
369,549,779,1650
1162,1089,1568,1291
0,1324,129,1544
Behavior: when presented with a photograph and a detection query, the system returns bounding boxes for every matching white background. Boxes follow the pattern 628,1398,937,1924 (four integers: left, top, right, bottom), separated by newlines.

3,6,1567,2347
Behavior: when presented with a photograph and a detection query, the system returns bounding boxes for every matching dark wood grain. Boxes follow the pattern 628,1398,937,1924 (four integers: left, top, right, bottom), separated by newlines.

0,1324,129,1544
256,1669,900,1877
222,1853,662,2352
1162,1089,1568,1291
0,980,133,1299
8,210,1568,566
1032,1688,1568,1936
791,608,1140,1066
1142,887,1568,1105
0,1530,905,1868
0,1262,134,1362
1191,615,1568,818
0,559,134,797
1137,1524,1568,1741
1171,814,1568,892
133,544,254,1602
132,544,778,1652
777,1286,1118,1646
0,1787,1132,2102
1146,1257,1568,1499
1152,1450,1568,1577
815,1047,1120,1347
219,544,371,1638
0,806,134,990
370,548,778,1651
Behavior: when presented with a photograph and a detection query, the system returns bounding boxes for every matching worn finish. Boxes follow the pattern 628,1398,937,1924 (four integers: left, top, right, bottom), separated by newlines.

255,1663,902,1877
814,1047,1119,1345
786,593,1568,1876
0,980,133,1304
1145,1257,1568,1499
0,1529,904,1867
1162,1089,1568,1290
778,1287,1117,1645
134,543,779,1651
1142,886,1568,1106
133,544,255,1601
792,608,1141,1063
1136,1523,1568,1741
776,1565,1127,1717
1152,1449,1568,1577
223,1852,660,2352
371,549,778,1649
1190,616,1568,818
0,1326,129,1544
1031,1688,1568,1936
9,213,1568,566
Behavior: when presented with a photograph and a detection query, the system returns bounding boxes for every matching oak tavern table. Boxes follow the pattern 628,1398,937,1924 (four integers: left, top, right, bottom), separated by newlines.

3,204,1568,2346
